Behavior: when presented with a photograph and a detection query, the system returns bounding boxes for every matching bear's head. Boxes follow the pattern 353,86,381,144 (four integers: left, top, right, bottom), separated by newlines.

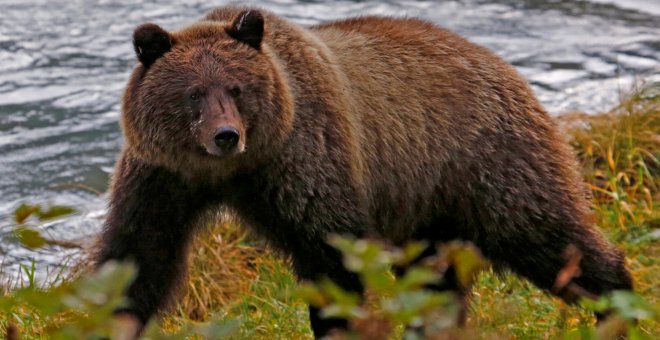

122,10,294,177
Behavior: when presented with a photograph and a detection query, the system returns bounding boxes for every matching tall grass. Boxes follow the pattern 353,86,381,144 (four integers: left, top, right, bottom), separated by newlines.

161,221,310,338
561,82,659,233
470,81,660,338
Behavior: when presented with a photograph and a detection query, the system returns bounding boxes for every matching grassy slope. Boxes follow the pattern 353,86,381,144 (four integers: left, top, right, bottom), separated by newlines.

2,83,658,338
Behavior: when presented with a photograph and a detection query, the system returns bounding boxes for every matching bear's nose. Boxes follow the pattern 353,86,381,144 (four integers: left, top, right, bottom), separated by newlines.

214,127,240,150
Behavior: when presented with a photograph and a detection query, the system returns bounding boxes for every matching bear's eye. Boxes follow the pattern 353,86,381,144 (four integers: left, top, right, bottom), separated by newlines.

229,86,241,98
189,92,201,102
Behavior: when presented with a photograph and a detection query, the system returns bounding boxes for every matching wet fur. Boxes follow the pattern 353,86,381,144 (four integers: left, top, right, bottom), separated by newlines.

95,6,632,338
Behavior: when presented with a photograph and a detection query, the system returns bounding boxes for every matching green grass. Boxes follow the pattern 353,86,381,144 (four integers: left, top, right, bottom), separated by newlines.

160,222,311,338
2,81,659,338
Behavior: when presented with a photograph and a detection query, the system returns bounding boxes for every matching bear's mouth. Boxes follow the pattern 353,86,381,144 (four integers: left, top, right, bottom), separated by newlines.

195,145,220,157
194,144,244,158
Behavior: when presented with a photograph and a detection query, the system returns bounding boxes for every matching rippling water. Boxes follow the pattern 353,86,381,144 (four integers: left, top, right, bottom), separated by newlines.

1,0,658,281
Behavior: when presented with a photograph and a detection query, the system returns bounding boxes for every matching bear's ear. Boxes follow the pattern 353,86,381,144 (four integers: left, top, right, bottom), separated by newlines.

226,10,264,50
133,23,173,68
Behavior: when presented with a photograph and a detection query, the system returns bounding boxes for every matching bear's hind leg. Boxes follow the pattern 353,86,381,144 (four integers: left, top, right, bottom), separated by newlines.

458,146,633,308
470,215,632,306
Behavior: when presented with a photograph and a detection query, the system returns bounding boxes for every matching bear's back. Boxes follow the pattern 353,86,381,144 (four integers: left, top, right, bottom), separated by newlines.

310,17,567,239
311,16,545,130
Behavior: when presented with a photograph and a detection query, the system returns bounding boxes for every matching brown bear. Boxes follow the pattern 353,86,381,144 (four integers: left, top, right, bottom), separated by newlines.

95,5,632,338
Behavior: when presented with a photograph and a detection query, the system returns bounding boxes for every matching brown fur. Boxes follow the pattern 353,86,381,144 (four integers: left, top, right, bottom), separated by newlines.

95,6,632,338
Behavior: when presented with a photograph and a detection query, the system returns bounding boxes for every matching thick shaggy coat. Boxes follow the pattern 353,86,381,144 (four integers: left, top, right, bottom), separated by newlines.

96,6,632,337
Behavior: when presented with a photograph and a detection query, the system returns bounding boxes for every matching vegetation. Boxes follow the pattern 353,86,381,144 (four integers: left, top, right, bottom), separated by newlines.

1,82,658,338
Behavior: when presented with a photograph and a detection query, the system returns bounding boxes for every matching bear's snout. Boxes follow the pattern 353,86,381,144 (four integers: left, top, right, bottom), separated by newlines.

195,87,246,157
214,127,240,151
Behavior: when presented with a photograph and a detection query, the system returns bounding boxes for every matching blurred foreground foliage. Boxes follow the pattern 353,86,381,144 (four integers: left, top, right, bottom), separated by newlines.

297,238,483,339
298,237,657,340
1,82,659,338
1,261,134,339
1,233,656,339
0,260,240,339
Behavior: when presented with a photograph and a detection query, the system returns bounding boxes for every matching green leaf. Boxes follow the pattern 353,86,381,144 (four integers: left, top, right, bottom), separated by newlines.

296,283,327,307
442,242,488,288
37,205,76,220
400,241,428,266
318,279,364,319
14,227,48,249
608,291,657,321
14,203,41,224
12,202,76,224
581,296,610,313
364,270,396,294
398,268,441,291
383,291,453,325
321,279,360,306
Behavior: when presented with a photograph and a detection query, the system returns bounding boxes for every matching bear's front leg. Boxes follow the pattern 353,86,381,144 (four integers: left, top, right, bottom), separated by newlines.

94,152,214,335
290,237,364,339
